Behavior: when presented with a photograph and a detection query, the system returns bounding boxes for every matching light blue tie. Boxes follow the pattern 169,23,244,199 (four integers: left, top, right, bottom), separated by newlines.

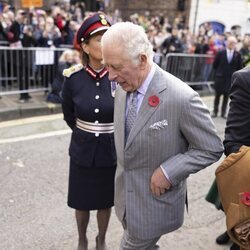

125,91,138,140
228,50,233,63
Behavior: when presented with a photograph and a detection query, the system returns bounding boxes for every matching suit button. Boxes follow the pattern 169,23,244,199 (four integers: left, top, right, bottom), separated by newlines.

95,120,99,124
95,95,100,99
94,108,99,113
95,133,99,137
96,82,100,86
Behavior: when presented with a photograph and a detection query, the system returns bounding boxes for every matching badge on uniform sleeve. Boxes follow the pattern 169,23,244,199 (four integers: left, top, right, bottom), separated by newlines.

111,81,117,97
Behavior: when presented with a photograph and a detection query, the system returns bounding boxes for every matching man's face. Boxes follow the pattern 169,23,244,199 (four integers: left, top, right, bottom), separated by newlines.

17,10,26,23
102,43,143,92
227,38,237,50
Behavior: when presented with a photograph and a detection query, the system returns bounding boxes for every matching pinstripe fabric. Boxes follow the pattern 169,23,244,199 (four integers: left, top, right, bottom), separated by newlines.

113,64,224,240
120,230,160,250
125,91,138,141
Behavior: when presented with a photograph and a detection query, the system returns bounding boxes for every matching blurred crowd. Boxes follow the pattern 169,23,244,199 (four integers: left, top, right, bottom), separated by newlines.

0,0,250,64
0,1,86,48
0,0,249,103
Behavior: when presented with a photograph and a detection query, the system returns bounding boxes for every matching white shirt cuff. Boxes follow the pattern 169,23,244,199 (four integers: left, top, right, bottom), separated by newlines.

160,165,172,184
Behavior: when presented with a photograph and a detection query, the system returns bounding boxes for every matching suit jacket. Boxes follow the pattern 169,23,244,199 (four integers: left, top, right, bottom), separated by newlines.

114,64,223,239
224,66,250,155
213,49,242,93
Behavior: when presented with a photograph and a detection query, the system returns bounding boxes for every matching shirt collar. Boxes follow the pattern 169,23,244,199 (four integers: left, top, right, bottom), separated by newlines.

137,63,156,96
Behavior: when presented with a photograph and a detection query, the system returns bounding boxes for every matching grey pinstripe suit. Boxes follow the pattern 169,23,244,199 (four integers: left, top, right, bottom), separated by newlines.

114,64,223,240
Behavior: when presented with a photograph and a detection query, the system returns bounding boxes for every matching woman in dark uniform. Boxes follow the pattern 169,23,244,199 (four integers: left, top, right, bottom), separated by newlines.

61,13,116,250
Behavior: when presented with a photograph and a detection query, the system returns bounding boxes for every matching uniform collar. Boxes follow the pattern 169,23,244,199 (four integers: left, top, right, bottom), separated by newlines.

85,64,108,80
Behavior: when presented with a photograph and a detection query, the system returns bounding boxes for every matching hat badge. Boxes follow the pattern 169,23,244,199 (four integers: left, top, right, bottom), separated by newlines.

99,15,108,25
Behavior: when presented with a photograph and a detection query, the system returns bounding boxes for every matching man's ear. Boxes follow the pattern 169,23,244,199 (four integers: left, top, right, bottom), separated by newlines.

139,54,147,69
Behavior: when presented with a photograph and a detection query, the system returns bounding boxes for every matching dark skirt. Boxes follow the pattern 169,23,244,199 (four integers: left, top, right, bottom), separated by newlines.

68,158,116,210
205,178,223,210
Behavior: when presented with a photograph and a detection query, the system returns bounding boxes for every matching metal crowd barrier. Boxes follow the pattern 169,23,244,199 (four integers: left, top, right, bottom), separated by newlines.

0,47,65,96
154,53,215,92
0,48,215,96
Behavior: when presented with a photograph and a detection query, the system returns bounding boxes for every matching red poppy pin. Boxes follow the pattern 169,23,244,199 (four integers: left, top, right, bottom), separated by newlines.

148,95,159,107
241,192,250,206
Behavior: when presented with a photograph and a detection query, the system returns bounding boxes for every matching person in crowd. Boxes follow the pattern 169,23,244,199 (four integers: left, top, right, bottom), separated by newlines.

19,24,37,102
38,16,61,46
205,176,229,245
160,27,184,55
61,13,116,250
222,66,250,250
46,49,75,103
7,9,35,102
0,10,13,87
206,66,250,250
35,16,62,95
212,36,242,119
239,35,250,67
202,36,217,82
60,16,76,45
0,10,11,44
101,21,223,250
33,14,47,41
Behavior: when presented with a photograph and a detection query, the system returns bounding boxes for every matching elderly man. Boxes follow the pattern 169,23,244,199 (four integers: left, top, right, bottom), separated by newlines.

101,22,223,250
212,35,242,118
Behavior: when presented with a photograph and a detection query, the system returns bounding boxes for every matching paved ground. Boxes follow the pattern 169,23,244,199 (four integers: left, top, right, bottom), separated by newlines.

0,89,213,122
0,92,62,122
0,92,232,250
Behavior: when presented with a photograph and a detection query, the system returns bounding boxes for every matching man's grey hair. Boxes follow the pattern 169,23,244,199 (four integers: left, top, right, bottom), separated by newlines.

101,22,154,65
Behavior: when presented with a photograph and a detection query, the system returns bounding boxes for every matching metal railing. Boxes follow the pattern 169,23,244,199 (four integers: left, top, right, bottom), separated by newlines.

0,48,215,96
155,53,215,92
0,47,65,96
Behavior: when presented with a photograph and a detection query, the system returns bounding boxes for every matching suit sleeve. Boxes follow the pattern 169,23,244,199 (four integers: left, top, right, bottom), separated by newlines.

161,92,223,186
223,71,250,156
61,78,75,130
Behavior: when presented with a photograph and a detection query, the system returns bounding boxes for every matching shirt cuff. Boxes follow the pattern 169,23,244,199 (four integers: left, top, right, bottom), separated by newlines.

160,165,172,184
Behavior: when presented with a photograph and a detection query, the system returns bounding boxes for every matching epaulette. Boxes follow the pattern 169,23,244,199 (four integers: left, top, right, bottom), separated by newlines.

63,64,83,78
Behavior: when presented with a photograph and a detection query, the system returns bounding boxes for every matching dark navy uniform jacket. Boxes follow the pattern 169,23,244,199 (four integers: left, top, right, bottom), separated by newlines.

61,64,116,168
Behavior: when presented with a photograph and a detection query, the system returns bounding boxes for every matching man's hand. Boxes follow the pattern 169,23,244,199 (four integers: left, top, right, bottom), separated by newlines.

150,167,171,196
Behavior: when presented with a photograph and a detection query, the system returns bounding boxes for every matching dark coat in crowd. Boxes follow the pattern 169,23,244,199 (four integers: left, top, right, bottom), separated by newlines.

47,61,71,103
224,66,250,155
213,49,242,94
161,35,184,55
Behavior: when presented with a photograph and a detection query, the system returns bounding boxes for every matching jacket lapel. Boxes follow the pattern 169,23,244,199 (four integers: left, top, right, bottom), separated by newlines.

115,86,127,148
125,66,167,149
